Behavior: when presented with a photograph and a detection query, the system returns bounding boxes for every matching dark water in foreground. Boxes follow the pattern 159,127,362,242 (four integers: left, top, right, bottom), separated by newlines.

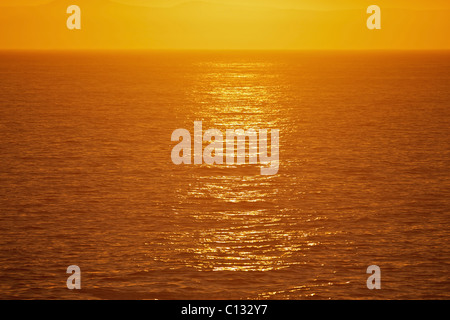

0,51,449,299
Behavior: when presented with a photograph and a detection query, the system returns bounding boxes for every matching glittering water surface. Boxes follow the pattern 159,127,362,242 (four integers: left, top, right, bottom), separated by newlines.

0,51,449,299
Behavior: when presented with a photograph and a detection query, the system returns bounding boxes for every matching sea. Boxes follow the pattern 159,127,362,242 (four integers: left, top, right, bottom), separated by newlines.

0,51,449,299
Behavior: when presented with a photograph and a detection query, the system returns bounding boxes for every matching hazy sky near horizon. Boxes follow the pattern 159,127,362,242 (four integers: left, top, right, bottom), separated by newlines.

0,0,449,49
3,0,450,9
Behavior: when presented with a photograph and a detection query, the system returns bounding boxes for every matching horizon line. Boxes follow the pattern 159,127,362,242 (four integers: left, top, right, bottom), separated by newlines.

1,48,450,52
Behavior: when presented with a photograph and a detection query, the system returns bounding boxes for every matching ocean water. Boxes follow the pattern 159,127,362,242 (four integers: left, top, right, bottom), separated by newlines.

0,51,449,299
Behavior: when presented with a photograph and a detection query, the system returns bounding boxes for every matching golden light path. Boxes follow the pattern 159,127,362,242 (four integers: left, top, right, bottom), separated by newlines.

166,59,320,274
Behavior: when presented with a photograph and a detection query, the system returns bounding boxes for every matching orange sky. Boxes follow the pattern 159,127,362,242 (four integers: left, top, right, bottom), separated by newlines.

0,0,449,50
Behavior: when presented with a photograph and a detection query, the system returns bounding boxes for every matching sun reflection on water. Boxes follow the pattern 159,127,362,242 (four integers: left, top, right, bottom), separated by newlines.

174,60,293,272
